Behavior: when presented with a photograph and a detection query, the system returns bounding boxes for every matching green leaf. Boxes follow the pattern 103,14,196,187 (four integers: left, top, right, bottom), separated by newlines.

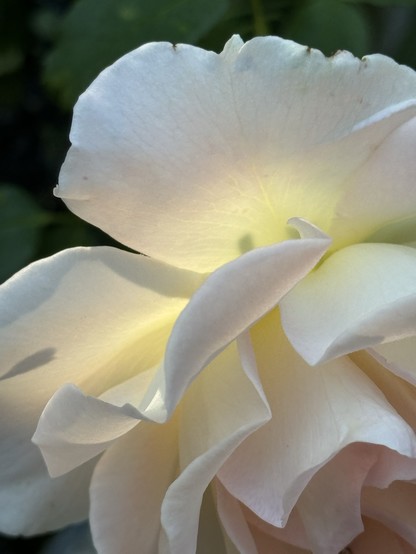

282,0,370,57
44,0,229,109
0,184,51,283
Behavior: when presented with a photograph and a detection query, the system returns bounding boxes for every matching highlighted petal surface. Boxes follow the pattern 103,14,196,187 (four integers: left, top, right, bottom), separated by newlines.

57,36,416,271
280,243,416,365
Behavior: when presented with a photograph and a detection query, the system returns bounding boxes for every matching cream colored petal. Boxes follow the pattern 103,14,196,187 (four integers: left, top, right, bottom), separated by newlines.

350,350,416,430
89,416,178,554
330,116,416,248
163,232,329,414
280,243,416,365
216,479,258,554
218,311,416,530
160,336,270,554
0,246,198,386
57,36,416,271
370,338,416,386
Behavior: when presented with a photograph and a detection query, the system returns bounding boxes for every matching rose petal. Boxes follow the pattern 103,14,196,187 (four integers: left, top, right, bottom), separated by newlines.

330,116,416,249
89,416,178,554
218,310,416,529
163,229,330,414
350,349,416,429
362,481,416,546
350,517,416,554
56,36,416,271
216,480,258,554
0,246,198,385
280,243,416,365
160,335,270,553
294,443,416,553
0,384,96,535
0,246,192,534
370,338,416,387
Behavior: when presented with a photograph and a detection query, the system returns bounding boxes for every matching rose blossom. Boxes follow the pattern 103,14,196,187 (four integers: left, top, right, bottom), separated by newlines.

1,35,416,553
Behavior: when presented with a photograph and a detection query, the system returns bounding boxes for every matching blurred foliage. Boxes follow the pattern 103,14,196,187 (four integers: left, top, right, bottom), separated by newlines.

0,0,415,550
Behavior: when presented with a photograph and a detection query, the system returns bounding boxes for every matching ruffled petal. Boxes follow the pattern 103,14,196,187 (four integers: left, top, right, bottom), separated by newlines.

362,481,416,547
218,310,416,530
163,229,330,413
56,36,416,271
294,443,416,553
160,336,270,554
280,243,416,365
89,416,178,554
349,517,416,554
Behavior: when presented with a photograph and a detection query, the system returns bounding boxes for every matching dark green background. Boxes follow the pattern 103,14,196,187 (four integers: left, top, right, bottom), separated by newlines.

0,0,415,551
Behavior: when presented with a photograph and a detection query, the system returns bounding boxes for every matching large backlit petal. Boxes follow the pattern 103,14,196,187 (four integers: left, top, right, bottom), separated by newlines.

280,243,416,365
56,36,416,271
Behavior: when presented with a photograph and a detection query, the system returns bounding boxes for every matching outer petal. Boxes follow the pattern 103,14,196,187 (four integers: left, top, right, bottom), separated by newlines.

0,247,197,532
57,36,416,271
89,415,178,554
218,310,416,530
280,243,416,365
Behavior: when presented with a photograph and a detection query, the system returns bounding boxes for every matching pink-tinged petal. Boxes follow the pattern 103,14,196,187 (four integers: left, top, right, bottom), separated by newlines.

160,336,270,554
89,416,178,554
330,116,416,249
349,517,416,554
294,443,416,554
218,310,416,530
56,36,416,272
362,481,416,547
350,350,416,431
163,230,330,414
370,338,416,387
280,243,416,365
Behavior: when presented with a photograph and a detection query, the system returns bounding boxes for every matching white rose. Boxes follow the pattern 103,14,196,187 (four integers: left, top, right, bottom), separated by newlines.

1,36,416,553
